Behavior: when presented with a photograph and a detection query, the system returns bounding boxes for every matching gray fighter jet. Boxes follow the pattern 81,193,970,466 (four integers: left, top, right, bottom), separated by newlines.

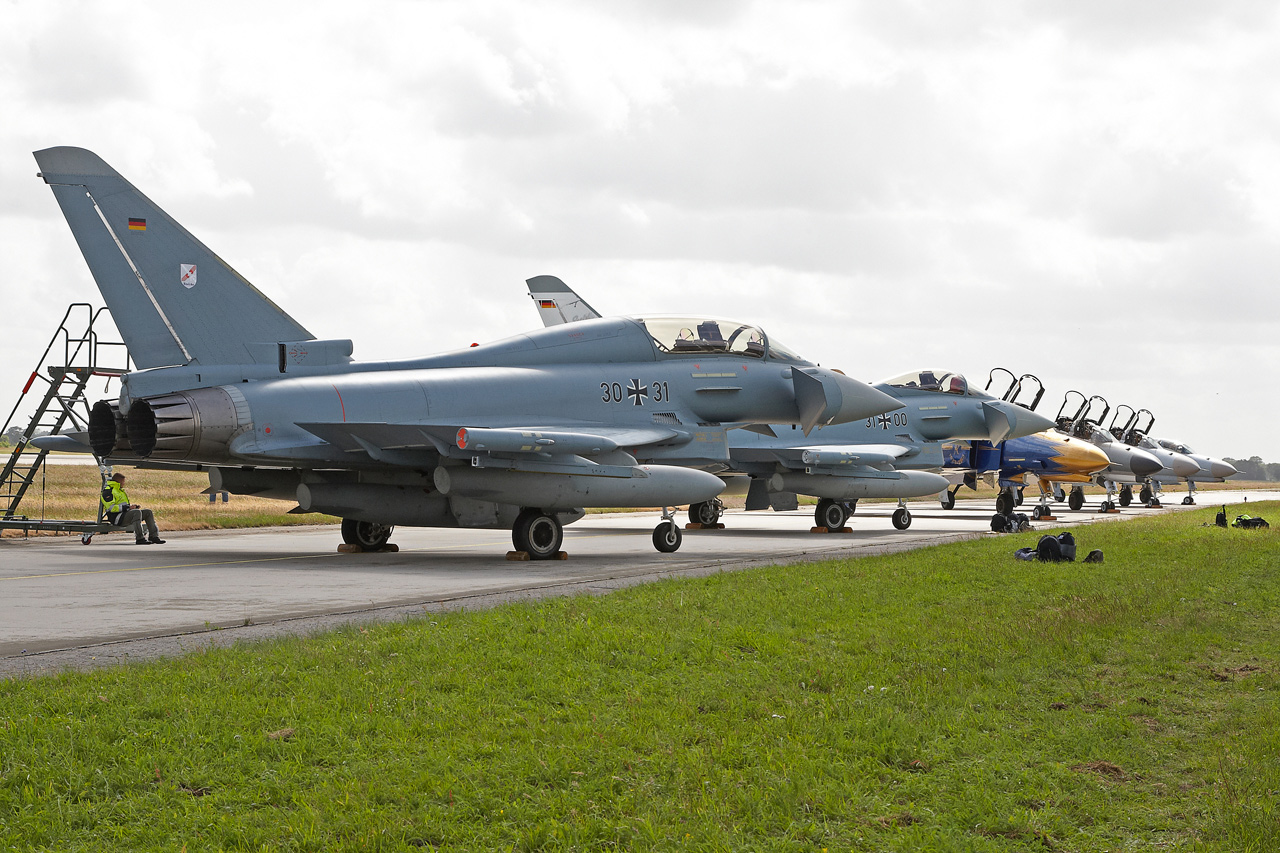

1106,407,1237,505
31,147,900,557
526,277,1056,530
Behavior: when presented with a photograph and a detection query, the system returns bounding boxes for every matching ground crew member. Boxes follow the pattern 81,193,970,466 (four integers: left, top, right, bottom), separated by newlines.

101,472,165,545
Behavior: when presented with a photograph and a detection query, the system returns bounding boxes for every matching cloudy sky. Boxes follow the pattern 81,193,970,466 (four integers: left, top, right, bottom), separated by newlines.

2,0,1277,461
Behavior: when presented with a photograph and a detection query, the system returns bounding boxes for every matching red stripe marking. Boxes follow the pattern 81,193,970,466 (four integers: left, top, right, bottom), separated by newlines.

22,372,37,394
332,385,346,421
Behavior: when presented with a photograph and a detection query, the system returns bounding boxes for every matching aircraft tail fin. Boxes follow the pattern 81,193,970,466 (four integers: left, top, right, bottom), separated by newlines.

34,147,314,369
526,275,602,327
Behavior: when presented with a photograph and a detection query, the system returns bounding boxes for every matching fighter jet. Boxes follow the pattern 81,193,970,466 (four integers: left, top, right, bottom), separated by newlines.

526,277,1057,531
1106,407,1237,505
31,147,899,558
940,370,1115,517
1054,392,1176,510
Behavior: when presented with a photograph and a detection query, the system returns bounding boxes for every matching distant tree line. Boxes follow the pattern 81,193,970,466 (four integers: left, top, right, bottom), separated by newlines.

1225,457,1280,481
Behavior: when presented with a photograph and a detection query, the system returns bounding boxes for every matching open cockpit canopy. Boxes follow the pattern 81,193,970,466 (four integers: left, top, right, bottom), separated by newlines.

637,317,807,363
879,369,970,395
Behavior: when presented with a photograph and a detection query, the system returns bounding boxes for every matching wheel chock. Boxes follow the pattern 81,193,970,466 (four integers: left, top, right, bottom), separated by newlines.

379,543,400,553
809,526,853,534
506,551,530,561
684,522,726,530
556,551,569,560
337,543,362,553
1038,515,1058,522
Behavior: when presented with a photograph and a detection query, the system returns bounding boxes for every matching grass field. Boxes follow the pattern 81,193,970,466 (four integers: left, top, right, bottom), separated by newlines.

1,502,1277,850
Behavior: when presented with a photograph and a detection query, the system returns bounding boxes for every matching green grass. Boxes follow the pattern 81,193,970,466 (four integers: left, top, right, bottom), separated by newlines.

2,504,1278,851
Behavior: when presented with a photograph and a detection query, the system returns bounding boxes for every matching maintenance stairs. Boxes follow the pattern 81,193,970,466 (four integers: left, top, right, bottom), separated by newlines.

0,303,130,537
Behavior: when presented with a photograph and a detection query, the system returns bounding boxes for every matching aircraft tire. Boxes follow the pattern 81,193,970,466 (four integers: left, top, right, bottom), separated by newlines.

891,507,912,530
995,492,1013,516
513,509,563,560
653,520,682,553
1118,486,1132,507
940,490,956,510
1015,488,1025,507
342,519,394,552
815,498,848,530
1182,495,1195,505
1139,485,1153,504
688,500,721,526
1068,488,1084,512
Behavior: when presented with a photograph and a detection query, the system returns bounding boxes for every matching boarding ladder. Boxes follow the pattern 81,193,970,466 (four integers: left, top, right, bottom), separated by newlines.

0,304,130,534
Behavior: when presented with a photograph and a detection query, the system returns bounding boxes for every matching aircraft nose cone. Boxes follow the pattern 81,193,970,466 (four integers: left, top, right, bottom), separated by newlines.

1059,437,1111,474
982,401,1056,442
1169,452,1200,478
1128,449,1163,477
1210,459,1238,479
800,368,901,428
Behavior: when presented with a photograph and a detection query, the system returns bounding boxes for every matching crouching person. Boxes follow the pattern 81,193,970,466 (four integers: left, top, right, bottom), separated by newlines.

101,472,165,545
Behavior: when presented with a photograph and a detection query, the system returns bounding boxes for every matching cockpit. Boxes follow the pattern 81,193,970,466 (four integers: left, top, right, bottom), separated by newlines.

1157,438,1193,454
879,369,970,395
637,317,807,363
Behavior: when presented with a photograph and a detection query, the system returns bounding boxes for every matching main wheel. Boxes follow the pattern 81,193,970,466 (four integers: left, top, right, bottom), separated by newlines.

1068,488,1084,511
1014,488,1025,507
995,491,1013,516
653,520,682,553
815,498,848,530
1139,484,1152,504
1118,486,1132,507
891,507,912,530
341,519,394,552
940,490,956,510
687,500,721,526
512,509,563,560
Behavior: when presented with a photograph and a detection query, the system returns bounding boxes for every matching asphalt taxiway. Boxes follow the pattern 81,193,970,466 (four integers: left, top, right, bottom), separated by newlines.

2,488,1273,676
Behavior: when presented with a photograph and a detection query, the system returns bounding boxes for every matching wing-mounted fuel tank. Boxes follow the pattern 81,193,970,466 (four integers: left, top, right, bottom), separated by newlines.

88,386,249,462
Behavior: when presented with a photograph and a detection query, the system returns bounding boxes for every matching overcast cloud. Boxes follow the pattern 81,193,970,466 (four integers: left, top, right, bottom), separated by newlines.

2,0,1278,460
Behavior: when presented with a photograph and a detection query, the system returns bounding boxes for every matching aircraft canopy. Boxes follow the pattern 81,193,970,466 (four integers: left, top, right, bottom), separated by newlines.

879,369,969,395
638,317,806,363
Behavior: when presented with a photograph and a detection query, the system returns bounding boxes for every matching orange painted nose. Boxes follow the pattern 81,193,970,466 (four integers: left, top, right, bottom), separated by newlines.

1054,436,1111,475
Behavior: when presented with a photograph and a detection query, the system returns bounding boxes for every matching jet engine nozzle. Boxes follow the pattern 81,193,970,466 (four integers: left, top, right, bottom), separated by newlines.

793,369,901,435
125,387,247,461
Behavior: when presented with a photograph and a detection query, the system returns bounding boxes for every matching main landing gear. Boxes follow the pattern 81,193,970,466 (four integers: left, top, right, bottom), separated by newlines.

995,488,1016,516
814,498,852,530
512,508,564,560
1068,486,1085,512
341,519,395,552
940,488,957,510
1118,485,1133,507
688,499,724,527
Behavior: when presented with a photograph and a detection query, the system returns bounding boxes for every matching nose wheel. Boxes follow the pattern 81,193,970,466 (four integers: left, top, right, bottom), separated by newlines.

653,507,683,553
891,504,912,530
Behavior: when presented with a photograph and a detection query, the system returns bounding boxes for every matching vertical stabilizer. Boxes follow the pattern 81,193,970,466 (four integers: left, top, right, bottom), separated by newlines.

526,275,602,327
34,147,313,369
